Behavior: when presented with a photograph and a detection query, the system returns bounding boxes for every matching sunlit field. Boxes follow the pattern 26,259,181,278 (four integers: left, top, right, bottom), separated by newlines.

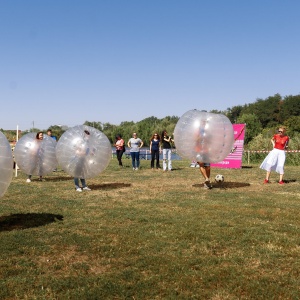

1,158,299,299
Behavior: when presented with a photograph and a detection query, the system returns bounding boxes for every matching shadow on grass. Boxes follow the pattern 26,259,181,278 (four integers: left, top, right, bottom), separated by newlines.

0,213,63,232
285,179,297,183
88,183,131,190
169,167,184,171
43,176,72,182
193,182,251,189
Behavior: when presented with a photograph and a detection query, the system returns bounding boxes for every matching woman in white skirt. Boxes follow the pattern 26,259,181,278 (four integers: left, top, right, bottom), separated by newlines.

260,127,289,185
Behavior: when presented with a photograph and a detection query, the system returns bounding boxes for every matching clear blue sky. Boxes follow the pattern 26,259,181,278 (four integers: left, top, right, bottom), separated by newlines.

1,0,300,130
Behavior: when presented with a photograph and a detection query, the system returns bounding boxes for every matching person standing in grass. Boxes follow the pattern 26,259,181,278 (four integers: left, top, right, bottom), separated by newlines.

114,134,125,167
47,129,58,172
26,131,44,182
260,126,289,185
128,132,143,170
161,130,173,171
74,130,92,192
150,133,161,169
74,178,91,192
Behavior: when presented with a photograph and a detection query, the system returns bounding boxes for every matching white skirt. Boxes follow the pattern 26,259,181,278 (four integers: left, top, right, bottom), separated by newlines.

260,148,286,174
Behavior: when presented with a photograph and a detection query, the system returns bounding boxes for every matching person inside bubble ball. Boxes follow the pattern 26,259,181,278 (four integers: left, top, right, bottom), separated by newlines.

26,131,44,182
47,129,57,141
197,162,212,189
260,126,289,185
74,129,92,192
161,130,173,171
74,177,91,192
47,129,58,171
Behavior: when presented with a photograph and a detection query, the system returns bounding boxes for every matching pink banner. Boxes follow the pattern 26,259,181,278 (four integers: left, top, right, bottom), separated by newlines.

211,124,246,169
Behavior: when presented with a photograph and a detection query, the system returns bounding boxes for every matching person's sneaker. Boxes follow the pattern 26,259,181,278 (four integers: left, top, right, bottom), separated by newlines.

263,179,269,184
203,183,212,189
278,181,284,185
76,188,82,192
204,180,212,189
205,179,211,186
26,178,31,183
133,167,136,171
135,168,139,170
82,187,91,191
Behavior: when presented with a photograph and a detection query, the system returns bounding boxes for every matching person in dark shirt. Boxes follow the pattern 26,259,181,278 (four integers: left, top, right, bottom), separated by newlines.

161,130,173,171
149,133,161,169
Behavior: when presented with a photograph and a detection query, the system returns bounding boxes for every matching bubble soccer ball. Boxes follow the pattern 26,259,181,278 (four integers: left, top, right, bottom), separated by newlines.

14,133,58,176
174,110,234,163
0,132,13,197
215,174,224,183
55,125,111,179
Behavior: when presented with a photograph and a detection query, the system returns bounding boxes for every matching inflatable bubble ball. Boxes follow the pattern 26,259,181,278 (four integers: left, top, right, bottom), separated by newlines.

14,133,58,176
55,125,111,179
174,109,234,163
0,132,13,197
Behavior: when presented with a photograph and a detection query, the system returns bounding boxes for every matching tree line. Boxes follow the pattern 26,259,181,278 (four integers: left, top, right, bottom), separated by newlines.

2,93,300,149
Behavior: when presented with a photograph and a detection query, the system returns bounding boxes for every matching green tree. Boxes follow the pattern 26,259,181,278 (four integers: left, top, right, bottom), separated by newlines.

248,94,282,127
280,95,300,122
284,116,300,137
83,121,103,131
29,127,41,133
225,105,243,123
237,113,262,144
2,130,19,142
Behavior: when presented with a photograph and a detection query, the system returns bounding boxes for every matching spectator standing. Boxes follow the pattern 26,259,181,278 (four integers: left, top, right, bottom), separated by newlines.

260,126,289,184
128,132,143,170
114,134,125,167
161,130,173,171
150,133,161,169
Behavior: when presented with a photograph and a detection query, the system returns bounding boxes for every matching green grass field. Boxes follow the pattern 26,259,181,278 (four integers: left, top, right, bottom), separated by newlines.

1,158,299,299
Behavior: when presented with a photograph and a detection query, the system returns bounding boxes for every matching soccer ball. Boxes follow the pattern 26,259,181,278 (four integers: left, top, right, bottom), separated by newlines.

215,174,224,183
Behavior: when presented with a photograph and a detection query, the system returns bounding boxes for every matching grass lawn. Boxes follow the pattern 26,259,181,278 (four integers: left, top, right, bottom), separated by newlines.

0,158,300,299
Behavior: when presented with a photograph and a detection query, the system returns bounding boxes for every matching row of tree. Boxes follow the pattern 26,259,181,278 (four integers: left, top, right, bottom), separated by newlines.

2,93,300,149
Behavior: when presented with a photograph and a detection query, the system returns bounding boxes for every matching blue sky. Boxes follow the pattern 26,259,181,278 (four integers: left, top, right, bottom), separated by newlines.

1,0,300,130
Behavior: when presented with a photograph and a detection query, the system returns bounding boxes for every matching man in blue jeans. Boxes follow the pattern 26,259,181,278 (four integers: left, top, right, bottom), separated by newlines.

197,162,212,189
